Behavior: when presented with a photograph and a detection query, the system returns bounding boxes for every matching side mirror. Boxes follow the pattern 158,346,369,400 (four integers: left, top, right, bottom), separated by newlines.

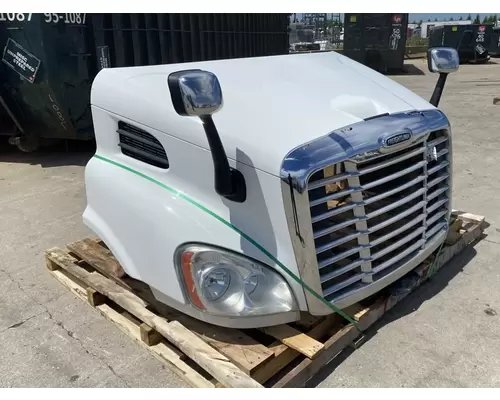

168,70,223,117
427,47,459,107
427,47,459,74
168,70,246,203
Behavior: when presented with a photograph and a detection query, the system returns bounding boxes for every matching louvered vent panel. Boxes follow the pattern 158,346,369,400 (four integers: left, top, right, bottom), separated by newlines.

117,121,169,169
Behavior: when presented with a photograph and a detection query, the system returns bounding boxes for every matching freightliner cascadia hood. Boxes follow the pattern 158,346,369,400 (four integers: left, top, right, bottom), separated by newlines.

91,51,436,176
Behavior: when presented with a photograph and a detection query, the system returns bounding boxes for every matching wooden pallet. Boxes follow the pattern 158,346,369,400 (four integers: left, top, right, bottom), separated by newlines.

44,210,486,388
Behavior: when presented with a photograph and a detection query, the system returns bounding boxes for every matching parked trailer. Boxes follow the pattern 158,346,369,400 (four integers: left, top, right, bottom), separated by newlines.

0,13,290,152
342,13,409,73
428,24,493,64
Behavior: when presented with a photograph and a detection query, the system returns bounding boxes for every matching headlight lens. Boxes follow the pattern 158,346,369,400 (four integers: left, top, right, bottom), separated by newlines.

176,244,297,317
201,267,231,301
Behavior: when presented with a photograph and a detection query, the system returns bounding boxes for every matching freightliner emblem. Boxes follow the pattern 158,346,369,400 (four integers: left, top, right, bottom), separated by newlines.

382,132,412,148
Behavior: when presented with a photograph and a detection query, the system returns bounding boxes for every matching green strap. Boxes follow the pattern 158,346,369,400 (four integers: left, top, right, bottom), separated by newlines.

93,154,362,331
427,241,444,278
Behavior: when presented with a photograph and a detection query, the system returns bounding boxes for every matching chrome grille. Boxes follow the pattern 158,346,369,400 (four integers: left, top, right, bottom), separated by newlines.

307,130,450,303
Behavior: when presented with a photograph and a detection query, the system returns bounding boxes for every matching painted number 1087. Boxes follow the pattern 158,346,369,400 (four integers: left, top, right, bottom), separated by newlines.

0,13,33,22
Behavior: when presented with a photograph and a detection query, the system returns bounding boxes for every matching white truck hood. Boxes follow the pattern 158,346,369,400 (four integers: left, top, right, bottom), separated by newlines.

91,51,436,176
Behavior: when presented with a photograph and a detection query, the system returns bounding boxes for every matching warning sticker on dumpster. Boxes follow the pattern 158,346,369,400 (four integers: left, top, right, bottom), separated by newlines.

392,15,403,24
1,38,41,83
97,46,111,71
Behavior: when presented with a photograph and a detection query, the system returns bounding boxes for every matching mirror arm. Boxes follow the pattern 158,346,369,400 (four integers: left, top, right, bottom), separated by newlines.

430,72,448,107
200,115,246,203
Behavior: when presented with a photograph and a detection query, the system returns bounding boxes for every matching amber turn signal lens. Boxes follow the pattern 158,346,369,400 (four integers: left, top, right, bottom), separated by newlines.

180,251,205,310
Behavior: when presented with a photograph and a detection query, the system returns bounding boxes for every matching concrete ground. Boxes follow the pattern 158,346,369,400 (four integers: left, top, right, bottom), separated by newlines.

1,59,500,388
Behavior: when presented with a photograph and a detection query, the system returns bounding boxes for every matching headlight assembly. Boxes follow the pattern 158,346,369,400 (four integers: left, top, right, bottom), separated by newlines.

175,244,297,317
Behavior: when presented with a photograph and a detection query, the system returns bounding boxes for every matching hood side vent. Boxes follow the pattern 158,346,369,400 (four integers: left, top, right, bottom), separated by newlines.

117,121,169,169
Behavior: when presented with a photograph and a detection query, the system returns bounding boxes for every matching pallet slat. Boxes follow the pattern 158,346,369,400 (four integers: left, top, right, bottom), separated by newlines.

67,238,126,280
252,315,338,384
45,248,263,389
260,324,324,359
178,316,275,375
96,303,214,388
273,324,359,388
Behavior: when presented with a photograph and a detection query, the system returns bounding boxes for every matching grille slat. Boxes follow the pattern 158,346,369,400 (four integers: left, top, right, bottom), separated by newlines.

320,260,365,284
427,185,449,201
361,160,426,191
311,202,358,224
358,146,425,175
425,221,448,239
428,161,449,175
427,198,449,214
310,188,355,208
370,214,425,247
428,174,449,188
307,129,451,304
308,172,355,191
318,245,365,269
363,175,426,206
371,239,426,274
312,184,426,225
370,226,426,261
436,148,449,158
117,121,169,169
316,231,363,255
323,273,364,297
426,209,448,227
427,136,448,147
313,218,360,239
368,201,426,234
365,188,426,220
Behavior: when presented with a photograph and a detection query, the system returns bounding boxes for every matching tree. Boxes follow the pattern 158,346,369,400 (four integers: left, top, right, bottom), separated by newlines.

434,17,438,22
428,18,431,22
473,14,481,24
467,14,472,20
449,17,454,21
459,16,463,21
482,15,489,24
418,19,423,27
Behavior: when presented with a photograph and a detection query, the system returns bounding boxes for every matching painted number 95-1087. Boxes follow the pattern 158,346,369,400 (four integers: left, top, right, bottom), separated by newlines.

0,13,86,25
44,13,86,24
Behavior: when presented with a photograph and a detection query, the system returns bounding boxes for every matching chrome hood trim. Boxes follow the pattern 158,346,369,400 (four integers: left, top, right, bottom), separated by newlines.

281,109,450,193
